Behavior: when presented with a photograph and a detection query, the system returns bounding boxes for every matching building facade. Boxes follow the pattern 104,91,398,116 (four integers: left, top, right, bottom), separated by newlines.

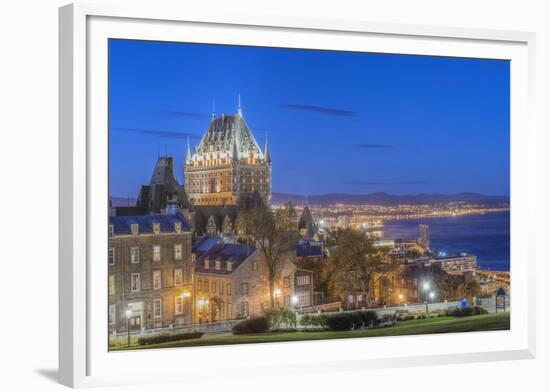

192,236,308,321
108,210,194,335
184,100,272,207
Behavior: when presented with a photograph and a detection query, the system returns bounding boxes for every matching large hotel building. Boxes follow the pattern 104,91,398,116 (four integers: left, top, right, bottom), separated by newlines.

184,101,272,207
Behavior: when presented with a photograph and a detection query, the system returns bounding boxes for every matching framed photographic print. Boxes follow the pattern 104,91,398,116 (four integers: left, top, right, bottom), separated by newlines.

59,3,536,388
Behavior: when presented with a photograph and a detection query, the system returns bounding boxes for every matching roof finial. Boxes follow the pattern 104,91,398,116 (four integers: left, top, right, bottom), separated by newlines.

212,100,216,120
237,94,242,116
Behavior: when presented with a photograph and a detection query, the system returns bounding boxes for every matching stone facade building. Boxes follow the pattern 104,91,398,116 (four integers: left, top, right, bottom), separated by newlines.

108,210,194,335
184,99,272,207
192,236,309,321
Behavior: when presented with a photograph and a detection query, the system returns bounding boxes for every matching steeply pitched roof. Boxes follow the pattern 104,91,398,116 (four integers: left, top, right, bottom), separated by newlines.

109,211,192,235
193,237,257,275
194,112,264,160
295,240,324,258
298,205,318,238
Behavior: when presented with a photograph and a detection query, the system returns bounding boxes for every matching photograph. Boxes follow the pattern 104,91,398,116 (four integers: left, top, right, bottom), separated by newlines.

107,39,510,351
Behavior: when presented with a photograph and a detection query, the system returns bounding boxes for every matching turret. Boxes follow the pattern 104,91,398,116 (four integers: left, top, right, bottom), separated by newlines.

185,136,192,165
264,135,271,163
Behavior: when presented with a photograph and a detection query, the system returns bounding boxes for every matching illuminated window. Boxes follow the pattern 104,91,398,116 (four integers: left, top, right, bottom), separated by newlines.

130,246,140,263
153,223,160,235
174,244,182,260
174,268,183,286
153,245,161,262
153,270,161,289
109,304,116,325
109,275,115,295
153,299,162,318
226,283,231,296
108,248,115,265
240,301,249,317
297,275,310,285
240,283,249,294
175,296,183,315
131,273,141,292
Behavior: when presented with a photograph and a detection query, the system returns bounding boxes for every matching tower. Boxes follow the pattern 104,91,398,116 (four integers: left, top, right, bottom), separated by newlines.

419,224,430,250
184,96,272,207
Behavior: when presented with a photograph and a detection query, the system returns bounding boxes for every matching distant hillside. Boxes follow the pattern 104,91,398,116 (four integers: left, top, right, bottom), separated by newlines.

271,192,509,206
110,192,509,208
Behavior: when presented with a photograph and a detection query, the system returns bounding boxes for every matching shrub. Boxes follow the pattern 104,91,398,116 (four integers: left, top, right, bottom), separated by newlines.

232,317,270,334
449,307,475,317
359,310,378,323
265,307,297,329
137,332,203,346
325,313,354,331
473,306,489,315
300,314,313,328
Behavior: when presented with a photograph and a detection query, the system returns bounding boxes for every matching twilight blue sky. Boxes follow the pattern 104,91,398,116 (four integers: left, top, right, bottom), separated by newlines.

109,39,510,198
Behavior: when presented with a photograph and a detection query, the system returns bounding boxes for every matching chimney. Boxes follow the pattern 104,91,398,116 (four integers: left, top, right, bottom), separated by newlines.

226,260,233,272
174,222,182,234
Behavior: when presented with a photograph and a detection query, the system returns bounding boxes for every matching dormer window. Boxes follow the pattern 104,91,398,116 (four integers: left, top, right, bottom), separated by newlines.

204,259,210,269
174,222,182,233
215,260,221,270
130,223,139,236
227,261,233,272
153,223,160,235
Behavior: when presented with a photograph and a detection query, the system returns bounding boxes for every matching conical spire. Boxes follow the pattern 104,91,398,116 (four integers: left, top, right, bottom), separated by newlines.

186,136,192,165
237,94,242,116
264,134,271,163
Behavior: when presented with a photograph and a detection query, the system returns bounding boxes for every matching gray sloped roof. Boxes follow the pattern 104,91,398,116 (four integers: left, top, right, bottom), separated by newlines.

194,113,264,160
109,211,192,235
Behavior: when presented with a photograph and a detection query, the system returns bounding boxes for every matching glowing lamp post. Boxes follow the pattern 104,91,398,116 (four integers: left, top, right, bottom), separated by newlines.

398,293,404,306
422,281,430,313
125,309,132,348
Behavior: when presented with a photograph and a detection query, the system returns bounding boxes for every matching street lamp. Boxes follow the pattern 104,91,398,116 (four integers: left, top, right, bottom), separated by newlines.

422,281,430,313
125,309,132,348
398,293,404,306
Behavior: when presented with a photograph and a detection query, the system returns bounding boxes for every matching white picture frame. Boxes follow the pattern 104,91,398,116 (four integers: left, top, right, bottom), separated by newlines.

59,2,537,388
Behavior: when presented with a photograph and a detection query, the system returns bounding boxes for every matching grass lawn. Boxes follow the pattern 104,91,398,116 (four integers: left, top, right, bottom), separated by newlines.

112,312,510,351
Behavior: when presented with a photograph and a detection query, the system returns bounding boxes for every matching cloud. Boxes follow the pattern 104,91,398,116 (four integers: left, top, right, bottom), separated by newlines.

111,127,201,140
342,180,431,186
279,104,357,117
354,144,396,149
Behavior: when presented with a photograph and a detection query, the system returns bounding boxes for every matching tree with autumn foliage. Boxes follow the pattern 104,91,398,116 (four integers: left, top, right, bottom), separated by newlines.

324,228,396,307
235,204,297,307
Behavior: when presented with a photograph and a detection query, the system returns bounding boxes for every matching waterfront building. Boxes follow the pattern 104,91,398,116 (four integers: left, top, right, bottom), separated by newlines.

184,99,272,207
418,224,430,249
426,253,477,274
108,209,194,335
